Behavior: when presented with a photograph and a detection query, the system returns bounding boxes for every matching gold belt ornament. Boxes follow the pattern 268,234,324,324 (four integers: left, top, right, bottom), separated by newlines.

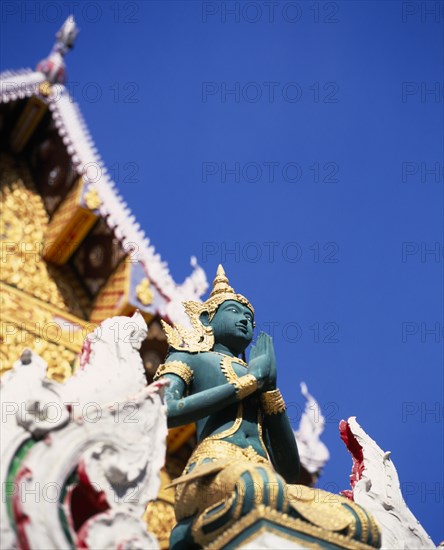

167,439,269,489
190,438,269,466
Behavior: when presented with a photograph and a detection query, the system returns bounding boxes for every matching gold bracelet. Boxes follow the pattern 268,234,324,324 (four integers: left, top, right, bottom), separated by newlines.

260,389,286,415
235,374,258,400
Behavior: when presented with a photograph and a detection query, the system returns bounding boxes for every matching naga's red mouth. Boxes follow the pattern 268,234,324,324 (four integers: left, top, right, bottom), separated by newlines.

339,419,365,501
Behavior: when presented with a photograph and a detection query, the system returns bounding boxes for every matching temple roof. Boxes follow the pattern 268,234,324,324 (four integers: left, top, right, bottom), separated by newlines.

0,17,208,325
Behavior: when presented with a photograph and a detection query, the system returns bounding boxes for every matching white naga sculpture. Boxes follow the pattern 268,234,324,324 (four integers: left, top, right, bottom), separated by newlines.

291,386,436,550
0,312,167,550
340,417,436,550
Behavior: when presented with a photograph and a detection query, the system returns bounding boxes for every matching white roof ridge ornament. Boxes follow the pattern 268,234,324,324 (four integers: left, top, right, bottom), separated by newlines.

36,16,79,85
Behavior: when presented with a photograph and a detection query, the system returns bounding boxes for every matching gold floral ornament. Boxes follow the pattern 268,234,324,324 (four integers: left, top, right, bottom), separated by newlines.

83,185,101,210
39,81,52,97
161,265,254,353
136,278,154,306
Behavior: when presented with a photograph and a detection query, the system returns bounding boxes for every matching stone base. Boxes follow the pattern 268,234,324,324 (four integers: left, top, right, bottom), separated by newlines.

207,505,379,550
239,531,313,549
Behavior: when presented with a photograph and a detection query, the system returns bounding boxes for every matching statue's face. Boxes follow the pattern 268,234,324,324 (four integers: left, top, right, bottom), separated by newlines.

209,300,254,354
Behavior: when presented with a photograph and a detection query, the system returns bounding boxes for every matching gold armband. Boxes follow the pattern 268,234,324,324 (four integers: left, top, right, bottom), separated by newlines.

260,389,286,415
234,374,258,400
153,361,193,387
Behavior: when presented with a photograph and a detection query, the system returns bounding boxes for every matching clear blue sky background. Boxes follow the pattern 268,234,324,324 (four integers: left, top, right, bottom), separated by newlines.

2,0,443,544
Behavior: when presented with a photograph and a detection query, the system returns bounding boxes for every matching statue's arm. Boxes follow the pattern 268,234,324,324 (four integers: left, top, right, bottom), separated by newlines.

251,336,300,482
263,398,300,484
155,351,258,428
163,375,239,428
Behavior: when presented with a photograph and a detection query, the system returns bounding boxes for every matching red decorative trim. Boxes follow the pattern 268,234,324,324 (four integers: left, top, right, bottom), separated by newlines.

79,337,92,370
13,466,32,550
76,520,90,549
77,459,109,511
72,459,110,547
339,419,365,501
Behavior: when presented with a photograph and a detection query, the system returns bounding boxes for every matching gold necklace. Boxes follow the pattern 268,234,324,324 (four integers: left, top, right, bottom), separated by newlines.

198,355,244,442
211,351,248,368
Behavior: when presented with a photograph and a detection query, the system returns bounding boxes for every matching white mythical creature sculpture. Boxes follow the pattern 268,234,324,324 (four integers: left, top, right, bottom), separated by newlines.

61,311,148,405
0,312,167,550
340,417,436,550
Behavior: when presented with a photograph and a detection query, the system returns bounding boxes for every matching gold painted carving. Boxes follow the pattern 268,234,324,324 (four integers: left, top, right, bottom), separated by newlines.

0,319,78,382
154,361,193,387
173,441,269,525
0,156,89,379
1,283,89,380
260,388,286,415
144,500,176,549
184,462,285,547
136,278,153,306
161,302,215,352
83,185,102,210
1,283,88,352
44,177,82,239
287,485,354,532
166,423,196,454
0,157,85,315
89,260,132,325
10,96,48,153
39,81,52,97
44,177,98,265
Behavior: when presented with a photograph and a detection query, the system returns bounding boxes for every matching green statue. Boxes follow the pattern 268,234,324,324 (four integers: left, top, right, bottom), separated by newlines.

155,266,381,549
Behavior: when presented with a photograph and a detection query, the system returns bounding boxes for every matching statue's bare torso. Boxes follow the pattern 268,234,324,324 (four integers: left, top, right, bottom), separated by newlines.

172,351,267,458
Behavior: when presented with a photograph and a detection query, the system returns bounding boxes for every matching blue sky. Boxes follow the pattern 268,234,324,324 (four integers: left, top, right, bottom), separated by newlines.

2,0,443,543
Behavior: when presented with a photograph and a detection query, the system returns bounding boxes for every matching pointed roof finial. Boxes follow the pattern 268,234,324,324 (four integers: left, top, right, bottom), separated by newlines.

55,15,79,54
36,16,79,85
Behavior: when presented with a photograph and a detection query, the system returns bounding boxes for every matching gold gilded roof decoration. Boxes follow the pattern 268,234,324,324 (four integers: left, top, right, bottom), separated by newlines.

136,278,154,306
0,156,83,315
39,81,52,97
1,283,91,353
83,185,102,210
89,260,133,325
0,326,77,382
44,176,98,265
